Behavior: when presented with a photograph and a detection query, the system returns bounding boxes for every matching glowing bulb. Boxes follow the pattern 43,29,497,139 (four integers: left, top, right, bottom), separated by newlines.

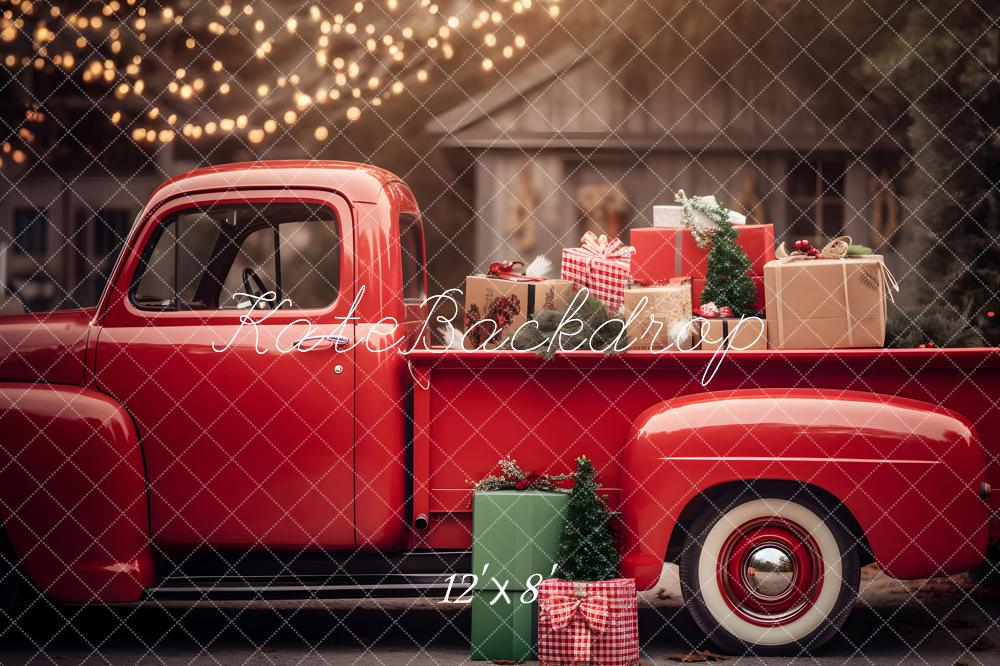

314,125,328,141
236,114,248,128
286,17,297,32
248,128,264,143
481,58,493,71
264,119,277,133
346,106,361,122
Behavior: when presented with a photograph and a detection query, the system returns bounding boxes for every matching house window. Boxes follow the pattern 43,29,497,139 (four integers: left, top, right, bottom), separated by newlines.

12,207,48,255
93,208,132,256
786,159,846,241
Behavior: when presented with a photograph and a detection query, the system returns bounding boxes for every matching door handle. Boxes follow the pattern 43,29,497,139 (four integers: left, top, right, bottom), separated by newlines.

293,334,351,350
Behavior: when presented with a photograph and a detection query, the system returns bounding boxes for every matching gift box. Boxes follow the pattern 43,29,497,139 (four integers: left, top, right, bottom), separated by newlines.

653,203,746,228
561,232,635,314
764,255,891,349
623,279,696,350
471,491,568,661
471,590,536,661
537,578,639,666
698,317,767,351
631,224,775,282
472,491,568,591
464,274,575,349
692,276,766,313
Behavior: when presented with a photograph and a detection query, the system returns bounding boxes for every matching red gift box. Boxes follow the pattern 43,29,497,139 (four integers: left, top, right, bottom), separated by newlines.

631,224,775,283
561,232,635,314
538,578,639,666
692,276,766,314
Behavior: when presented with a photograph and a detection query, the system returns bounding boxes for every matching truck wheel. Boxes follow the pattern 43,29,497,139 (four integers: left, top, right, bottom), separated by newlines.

679,492,859,655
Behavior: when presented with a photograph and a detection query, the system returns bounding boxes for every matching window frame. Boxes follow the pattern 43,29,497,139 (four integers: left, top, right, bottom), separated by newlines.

786,158,847,241
101,189,353,326
129,202,342,313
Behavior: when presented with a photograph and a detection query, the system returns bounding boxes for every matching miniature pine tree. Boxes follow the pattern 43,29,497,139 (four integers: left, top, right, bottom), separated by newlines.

699,218,758,317
556,456,619,581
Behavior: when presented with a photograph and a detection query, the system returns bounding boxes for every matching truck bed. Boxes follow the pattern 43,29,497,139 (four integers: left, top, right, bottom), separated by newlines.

406,347,1000,550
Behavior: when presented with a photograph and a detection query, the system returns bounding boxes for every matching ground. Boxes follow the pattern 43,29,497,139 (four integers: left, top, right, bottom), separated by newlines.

2,565,999,665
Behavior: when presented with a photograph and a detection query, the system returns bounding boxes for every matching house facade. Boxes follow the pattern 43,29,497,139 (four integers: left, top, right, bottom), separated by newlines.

427,45,902,271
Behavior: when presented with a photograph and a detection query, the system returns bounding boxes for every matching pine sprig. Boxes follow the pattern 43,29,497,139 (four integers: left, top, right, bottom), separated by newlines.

674,190,732,249
472,457,574,494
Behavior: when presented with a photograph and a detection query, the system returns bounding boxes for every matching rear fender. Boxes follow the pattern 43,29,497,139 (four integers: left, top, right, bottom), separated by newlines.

0,384,153,602
618,389,988,590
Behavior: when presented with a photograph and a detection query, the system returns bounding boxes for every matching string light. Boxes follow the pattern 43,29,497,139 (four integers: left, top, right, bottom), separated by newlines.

0,0,557,157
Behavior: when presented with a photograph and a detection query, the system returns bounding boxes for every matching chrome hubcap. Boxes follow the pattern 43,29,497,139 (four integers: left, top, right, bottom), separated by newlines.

744,545,795,598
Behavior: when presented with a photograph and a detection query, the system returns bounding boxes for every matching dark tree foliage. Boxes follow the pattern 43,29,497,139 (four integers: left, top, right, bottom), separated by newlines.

876,1,1000,344
556,456,619,582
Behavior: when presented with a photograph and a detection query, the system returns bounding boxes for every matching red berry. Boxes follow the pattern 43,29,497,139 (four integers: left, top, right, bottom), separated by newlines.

794,240,804,250
989,311,996,318
917,343,926,348
802,240,811,249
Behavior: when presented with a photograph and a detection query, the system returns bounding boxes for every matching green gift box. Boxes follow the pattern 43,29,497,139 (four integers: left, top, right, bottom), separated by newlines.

470,590,537,662
472,490,569,591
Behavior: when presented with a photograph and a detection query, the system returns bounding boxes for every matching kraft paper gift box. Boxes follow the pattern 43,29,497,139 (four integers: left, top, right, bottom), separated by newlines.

561,232,635,314
698,317,768,351
464,275,574,350
471,491,568,661
623,279,697,351
537,578,640,666
631,224,775,283
764,255,891,349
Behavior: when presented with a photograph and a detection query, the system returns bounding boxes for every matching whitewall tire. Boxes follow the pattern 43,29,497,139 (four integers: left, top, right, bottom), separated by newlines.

679,492,860,655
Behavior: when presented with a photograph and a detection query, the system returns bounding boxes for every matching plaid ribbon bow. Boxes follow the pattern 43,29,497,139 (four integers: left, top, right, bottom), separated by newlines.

545,591,610,634
577,231,634,265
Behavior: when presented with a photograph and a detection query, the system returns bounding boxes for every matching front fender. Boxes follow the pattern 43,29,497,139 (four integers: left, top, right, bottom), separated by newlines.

0,383,153,602
618,389,987,590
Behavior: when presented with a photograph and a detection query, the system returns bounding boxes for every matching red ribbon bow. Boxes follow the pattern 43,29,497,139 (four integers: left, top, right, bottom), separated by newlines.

487,260,545,282
545,592,610,635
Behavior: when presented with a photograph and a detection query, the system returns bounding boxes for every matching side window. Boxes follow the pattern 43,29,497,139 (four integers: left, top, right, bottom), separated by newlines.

399,212,426,302
131,203,340,311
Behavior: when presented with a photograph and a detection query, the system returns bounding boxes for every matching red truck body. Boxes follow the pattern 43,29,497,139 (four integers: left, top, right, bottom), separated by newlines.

1,161,997,652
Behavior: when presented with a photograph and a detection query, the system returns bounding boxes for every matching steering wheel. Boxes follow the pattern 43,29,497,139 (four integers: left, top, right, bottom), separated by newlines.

241,266,275,309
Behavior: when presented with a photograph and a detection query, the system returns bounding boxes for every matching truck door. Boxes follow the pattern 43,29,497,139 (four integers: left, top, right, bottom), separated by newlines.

95,189,356,549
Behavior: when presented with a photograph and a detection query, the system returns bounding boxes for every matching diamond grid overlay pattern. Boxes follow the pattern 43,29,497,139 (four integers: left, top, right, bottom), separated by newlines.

1,0,999,663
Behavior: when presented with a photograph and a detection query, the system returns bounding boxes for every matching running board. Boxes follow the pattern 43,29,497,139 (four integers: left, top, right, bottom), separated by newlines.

146,573,459,601
147,549,471,601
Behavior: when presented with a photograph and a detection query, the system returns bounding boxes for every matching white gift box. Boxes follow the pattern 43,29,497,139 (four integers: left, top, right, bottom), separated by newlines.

653,199,747,229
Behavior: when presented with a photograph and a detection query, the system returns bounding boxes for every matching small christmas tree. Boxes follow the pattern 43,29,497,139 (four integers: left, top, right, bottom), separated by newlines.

556,456,619,581
700,215,758,317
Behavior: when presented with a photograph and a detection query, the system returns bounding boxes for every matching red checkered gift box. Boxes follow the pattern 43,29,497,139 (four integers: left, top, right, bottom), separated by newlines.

538,578,639,666
561,232,635,314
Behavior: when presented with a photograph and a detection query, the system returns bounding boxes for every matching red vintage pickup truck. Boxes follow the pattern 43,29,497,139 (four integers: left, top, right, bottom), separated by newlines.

1,161,997,654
